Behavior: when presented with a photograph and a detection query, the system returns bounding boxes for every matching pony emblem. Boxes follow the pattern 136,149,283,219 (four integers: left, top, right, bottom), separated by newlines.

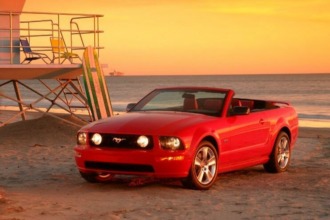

113,137,126,144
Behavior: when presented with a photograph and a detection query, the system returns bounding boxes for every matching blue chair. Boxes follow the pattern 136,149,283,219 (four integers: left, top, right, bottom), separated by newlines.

20,38,51,64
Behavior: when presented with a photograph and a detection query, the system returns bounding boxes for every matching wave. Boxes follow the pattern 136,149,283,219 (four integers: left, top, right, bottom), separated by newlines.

298,113,330,120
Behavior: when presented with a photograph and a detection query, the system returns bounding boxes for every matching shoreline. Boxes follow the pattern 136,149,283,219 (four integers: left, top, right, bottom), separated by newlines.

1,106,330,129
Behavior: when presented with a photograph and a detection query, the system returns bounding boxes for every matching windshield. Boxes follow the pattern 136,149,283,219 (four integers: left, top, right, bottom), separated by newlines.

130,88,227,116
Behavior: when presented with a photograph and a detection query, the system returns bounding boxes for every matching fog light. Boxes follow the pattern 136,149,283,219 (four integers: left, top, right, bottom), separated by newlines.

137,135,149,148
91,133,102,145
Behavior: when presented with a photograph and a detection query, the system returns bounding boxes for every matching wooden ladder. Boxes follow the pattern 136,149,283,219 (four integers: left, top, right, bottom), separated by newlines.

58,77,92,121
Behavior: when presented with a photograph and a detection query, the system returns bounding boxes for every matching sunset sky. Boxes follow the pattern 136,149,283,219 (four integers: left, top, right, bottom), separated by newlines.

23,0,330,75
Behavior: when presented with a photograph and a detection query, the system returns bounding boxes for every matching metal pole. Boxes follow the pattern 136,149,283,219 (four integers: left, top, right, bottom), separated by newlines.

96,16,99,56
57,14,60,64
94,15,96,50
9,12,13,64
13,80,26,120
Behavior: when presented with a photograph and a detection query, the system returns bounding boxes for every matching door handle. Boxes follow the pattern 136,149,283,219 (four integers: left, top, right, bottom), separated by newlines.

259,119,265,124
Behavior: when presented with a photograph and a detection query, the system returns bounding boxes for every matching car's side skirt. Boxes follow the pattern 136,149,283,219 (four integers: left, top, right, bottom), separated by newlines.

218,156,269,173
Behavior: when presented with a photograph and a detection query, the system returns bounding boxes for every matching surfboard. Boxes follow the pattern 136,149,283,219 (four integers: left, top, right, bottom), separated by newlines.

82,46,113,120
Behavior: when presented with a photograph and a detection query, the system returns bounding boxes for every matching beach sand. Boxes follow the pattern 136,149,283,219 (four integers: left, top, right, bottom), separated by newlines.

0,114,329,220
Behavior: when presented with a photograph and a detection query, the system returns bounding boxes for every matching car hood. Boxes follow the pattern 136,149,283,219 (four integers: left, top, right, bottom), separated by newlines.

83,111,213,135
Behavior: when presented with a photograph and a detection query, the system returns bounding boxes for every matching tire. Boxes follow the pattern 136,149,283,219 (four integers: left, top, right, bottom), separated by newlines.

182,141,218,190
264,132,291,173
80,172,115,183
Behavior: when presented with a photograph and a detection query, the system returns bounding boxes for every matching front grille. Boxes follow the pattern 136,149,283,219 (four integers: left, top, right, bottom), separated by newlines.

90,133,153,149
85,161,154,173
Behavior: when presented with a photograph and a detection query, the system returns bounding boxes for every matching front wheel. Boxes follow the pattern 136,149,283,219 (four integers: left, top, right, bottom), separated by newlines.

80,172,115,183
264,132,291,173
182,141,218,190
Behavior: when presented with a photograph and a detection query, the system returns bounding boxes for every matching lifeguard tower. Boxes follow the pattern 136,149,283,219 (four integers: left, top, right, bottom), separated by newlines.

0,0,111,126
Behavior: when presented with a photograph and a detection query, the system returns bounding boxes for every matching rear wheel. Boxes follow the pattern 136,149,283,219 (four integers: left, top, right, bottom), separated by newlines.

264,132,291,173
182,141,218,190
80,172,115,183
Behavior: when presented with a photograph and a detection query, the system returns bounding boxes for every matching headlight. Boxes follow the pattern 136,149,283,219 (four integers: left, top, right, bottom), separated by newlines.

91,133,103,145
77,132,87,145
159,136,183,150
137,135,149,148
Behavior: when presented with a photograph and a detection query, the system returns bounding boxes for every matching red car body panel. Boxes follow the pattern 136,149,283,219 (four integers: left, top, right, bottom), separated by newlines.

74,87,298,179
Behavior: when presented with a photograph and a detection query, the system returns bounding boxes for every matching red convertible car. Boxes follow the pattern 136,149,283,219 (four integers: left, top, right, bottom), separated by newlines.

75,87,298,189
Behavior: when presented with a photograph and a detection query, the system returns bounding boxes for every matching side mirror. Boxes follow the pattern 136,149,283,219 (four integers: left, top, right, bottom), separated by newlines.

126,103,136,112
232,106,250,115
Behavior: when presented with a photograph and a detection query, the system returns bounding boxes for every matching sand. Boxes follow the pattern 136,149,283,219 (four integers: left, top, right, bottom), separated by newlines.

0,115,329,220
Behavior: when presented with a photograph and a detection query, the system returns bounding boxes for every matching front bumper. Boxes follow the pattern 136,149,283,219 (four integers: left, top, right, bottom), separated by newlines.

74,145,192,178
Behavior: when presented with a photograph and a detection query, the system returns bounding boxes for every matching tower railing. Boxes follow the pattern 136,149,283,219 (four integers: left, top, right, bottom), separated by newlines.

0,11,104,64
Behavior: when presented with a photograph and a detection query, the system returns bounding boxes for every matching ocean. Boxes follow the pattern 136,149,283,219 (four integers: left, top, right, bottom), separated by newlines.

1,74,330,123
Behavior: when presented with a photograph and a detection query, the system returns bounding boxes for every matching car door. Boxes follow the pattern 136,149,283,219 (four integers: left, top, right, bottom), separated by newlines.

219,111,271,164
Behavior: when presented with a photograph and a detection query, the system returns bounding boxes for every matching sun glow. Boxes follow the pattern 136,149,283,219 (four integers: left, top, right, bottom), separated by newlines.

23,0,330,75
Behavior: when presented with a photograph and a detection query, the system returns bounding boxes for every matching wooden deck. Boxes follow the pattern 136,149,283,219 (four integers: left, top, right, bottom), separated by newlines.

0,64,83,80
